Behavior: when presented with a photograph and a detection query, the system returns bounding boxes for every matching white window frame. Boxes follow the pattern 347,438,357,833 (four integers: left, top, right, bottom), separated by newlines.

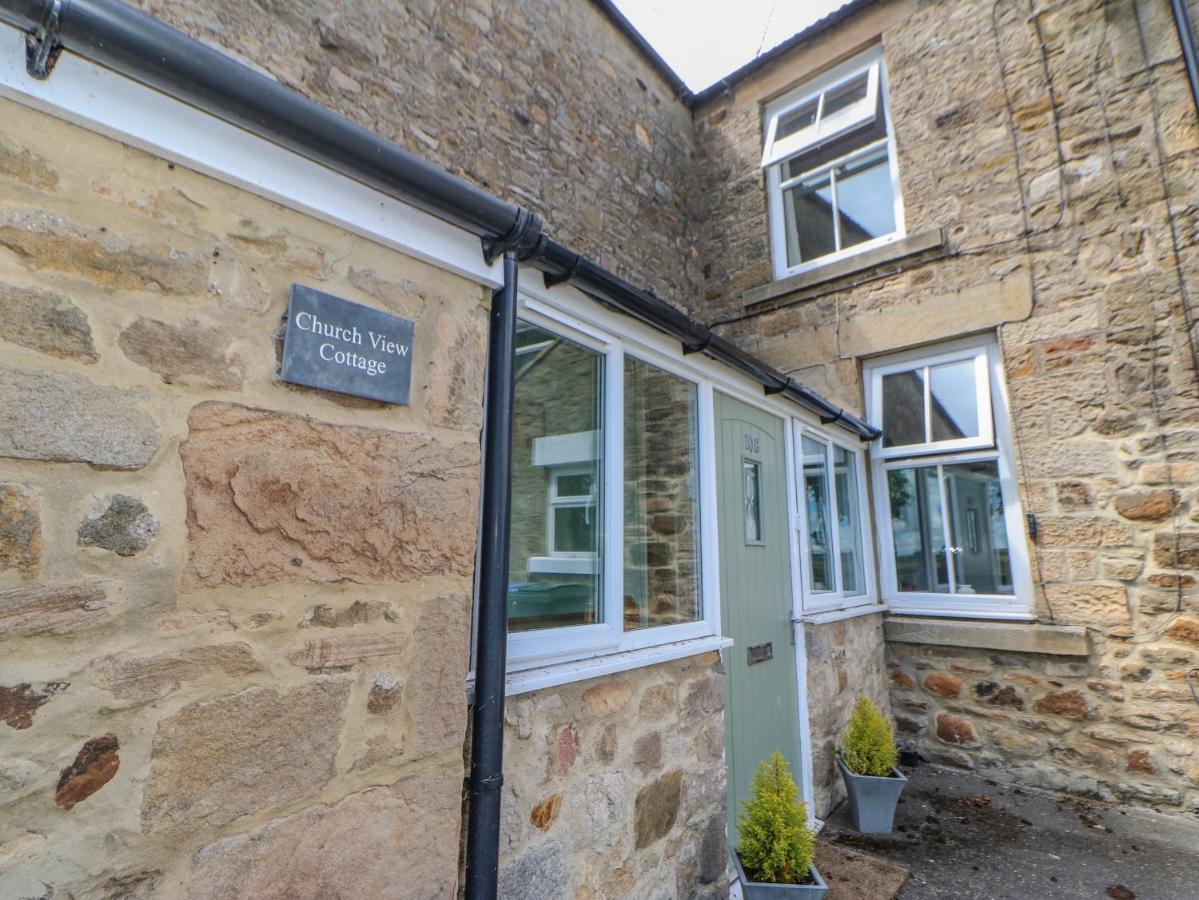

868,343,995,459
794,422,878,615
506,302,718,670
764,46,906,281
866,336,1035,620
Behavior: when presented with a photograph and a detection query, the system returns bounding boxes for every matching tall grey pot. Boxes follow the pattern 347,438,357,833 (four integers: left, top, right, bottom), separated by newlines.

733,853,828,899
837,758,907,834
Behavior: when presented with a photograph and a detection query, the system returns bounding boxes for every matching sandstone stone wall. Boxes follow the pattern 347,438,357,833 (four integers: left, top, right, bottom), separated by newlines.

499,654,728,899
127,0,702,308
0,97,486,897
693,0,1199,814
805,614,891,818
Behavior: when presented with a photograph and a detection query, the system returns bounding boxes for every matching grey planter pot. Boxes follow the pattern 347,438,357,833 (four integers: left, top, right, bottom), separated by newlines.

733,852,828,898
837,758,907,834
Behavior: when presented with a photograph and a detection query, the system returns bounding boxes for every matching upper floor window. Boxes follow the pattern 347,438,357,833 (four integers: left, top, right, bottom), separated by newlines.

865,337,1033,620
762,46,904,279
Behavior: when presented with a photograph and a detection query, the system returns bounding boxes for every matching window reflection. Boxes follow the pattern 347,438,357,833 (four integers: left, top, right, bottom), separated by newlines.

803,436,833,592
508,323,603,632
623,357,701,630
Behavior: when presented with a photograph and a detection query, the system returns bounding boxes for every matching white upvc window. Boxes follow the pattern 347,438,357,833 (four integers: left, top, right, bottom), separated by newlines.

506,304,719,669
763,46,905,280
793,422,877,614
865,336,1035,619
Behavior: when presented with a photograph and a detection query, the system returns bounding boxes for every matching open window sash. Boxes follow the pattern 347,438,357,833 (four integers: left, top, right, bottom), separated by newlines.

761,61,880,170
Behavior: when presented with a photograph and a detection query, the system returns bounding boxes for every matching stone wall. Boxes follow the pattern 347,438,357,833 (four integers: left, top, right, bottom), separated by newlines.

804,614,891,818
128,0,702,308
499,654,728,900
693,0,1199,814
0,97,486,896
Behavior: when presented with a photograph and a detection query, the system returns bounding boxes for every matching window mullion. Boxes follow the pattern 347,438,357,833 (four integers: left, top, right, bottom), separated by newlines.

937,463,957,595
922,365,932,444
829,166,842,252
604,343,624,636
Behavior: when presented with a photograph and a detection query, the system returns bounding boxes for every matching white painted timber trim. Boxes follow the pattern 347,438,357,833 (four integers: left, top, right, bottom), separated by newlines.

0,27,501,290
465,635,734,699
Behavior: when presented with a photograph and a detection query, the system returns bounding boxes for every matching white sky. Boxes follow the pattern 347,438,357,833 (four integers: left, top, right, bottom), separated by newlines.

613,0,850,92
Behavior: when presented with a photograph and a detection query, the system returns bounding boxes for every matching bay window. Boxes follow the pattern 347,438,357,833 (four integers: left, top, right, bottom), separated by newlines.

507,310,715,670
866,337,1033,618
762,46,904,279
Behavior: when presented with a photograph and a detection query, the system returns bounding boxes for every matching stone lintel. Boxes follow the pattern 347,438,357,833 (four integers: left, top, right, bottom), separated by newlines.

884,616,1090,657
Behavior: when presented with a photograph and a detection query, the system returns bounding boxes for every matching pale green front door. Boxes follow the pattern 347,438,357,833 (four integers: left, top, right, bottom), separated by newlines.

715,392,803,841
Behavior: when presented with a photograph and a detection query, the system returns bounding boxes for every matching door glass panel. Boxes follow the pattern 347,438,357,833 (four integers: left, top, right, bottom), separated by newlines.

834,445,866,596
623,357,701,630
888,465,950,593
508,322,603,632
802,437,834,592
743,461,762,543
929,359,981,442
944,460,1013,595
881,368,926,448
834,147,896,249
784,172,835,266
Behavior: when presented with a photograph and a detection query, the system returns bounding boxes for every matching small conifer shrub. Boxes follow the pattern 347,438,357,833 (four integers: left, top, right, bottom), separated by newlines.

737,751,815,884
840,697,899,777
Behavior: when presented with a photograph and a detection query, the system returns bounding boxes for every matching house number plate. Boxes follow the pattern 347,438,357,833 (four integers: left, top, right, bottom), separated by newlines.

747,642,773,665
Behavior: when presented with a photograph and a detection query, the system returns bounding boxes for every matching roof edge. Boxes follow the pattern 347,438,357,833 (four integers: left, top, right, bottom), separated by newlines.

590,0,693,102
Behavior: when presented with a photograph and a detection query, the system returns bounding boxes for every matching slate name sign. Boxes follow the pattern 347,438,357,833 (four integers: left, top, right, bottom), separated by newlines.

281,284,415,405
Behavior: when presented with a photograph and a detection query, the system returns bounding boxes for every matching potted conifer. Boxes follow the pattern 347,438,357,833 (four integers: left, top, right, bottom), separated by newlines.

734,751,828,897
837,697,907,834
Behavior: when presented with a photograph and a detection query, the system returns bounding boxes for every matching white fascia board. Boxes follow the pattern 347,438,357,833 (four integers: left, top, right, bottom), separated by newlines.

0,26,501,290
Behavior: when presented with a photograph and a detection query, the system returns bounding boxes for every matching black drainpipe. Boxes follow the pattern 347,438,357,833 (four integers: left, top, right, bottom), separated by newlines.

465,251,518,899
1171,0,1199,121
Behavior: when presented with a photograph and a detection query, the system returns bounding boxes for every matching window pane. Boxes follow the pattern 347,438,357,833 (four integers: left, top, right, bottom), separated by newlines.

888,466,950,593
929,359,981,442
944,461,1013,595
821,73,870,120
744,460,762,543
835,148,896,250
556,473,594,497
881,369,926,448
776,98,818,141
553,505,595,553
508,322,603,632
784,173,836,267
623,357,701,630
803,437,834,592
834,445,866,596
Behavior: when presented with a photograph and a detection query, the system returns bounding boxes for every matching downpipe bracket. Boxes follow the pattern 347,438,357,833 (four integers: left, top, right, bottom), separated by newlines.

25,0,67,80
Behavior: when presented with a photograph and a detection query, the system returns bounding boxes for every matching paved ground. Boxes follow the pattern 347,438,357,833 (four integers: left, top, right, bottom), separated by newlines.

820,764,1199,900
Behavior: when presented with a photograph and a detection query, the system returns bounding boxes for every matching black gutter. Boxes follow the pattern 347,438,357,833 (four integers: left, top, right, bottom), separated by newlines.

1171,0,1199,122
0,0,877,439
689,0,880,107
464,252,518,899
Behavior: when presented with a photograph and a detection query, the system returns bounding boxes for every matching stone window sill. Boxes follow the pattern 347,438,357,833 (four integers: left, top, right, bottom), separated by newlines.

743,226,946,308
883,616,1090,657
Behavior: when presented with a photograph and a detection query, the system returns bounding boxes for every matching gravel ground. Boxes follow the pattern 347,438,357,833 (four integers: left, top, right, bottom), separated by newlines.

820,764,1199,900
